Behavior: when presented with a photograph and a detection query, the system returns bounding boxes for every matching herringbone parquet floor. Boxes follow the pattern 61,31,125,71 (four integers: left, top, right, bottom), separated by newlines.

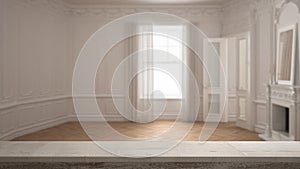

13,121,263,141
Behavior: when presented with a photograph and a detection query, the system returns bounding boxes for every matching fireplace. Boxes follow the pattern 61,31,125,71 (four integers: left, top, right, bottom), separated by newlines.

268,85,300,141
272,104,289,135
260,85,300,141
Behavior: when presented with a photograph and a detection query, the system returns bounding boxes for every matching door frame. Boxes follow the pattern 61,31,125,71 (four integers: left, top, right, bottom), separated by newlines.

203,38,228,122
235,32,252,129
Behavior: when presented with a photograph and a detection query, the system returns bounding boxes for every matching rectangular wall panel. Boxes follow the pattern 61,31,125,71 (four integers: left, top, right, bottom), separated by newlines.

256,104,267,126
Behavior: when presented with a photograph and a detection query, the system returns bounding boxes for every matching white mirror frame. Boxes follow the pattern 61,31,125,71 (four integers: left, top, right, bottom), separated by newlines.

276,24,297,85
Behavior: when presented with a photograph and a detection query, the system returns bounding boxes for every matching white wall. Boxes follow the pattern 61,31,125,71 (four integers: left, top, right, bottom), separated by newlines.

221,0,255,123
69,5,223,121
0,0,279,140
252,1,275,133
221,0,281,132
0,0,73,140
0,0,224,140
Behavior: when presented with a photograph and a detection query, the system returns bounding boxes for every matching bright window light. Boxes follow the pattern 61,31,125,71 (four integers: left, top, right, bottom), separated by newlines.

152,25,183,99
138,25,183,99
152,69,182,99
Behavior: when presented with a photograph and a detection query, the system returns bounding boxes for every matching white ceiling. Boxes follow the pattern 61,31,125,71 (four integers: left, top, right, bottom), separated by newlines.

62,0,227,6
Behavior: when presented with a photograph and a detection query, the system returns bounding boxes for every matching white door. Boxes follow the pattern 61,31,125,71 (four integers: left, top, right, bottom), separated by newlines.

203,38,228,122
235,33,251,129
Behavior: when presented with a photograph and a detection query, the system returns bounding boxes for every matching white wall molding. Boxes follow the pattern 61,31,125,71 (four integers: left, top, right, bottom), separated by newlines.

18,0,71,16
270,85,299,102
254,123,266,133
228,94,237,98
254,99,267,105
0,96,70,111
0,0,72,140
69,6,222,18
68,113,188,122
255,0,276,15
69,114,126,122
228,114,237,122
73,95,125,99
0,94,129,111
221,0,279,132
1,0,277,141
0,115,70,141
17,0,223,19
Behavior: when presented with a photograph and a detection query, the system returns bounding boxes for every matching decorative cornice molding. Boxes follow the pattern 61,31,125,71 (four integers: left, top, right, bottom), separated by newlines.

222,0,256,15
70,6,222,18
254,0,276,11
221,0,278,36
19,0,71,16
18,0,222,18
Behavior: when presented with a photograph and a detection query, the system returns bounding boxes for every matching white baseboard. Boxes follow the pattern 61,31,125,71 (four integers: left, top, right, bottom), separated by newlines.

69,113,206,122
69,114,182,121
228,114,236,122
0,115,71,141
68,114,126,122
0,112,238,141
254,124,266,134
156,114,178,120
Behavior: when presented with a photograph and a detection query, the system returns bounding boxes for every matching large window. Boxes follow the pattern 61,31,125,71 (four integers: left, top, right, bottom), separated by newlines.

139,25,183,99
153,26,183,61
152,25,183,99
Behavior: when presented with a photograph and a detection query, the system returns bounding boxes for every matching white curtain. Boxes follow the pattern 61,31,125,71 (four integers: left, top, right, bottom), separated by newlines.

128,24,154,123
136,24,154,122
181,25,199,121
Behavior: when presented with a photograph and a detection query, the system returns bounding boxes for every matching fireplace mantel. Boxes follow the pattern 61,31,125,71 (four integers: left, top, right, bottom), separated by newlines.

270,85,300,102
260,85,300,141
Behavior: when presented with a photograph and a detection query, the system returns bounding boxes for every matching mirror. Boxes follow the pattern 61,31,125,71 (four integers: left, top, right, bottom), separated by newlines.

276,25,296,85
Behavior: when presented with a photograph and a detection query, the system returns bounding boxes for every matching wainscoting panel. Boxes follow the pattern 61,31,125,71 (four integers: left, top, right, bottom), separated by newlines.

0,0,72,140
0,0,278,140
0,97,72,140
252,0,274,134
254,101,267,133
228,95,237,121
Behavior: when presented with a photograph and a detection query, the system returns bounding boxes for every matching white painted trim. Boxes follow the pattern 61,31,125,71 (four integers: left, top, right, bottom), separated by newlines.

228,114,236,122
0,95,128,110
0,95,71,110
228,94,237,98
73,95,125,98
253,99,267,105
155,114,179,120
70,113,198,122
0,111,238,141
69,114,126,122
0,93,239,141
0,115,70,141
254,124,266,134
275,24,297,85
